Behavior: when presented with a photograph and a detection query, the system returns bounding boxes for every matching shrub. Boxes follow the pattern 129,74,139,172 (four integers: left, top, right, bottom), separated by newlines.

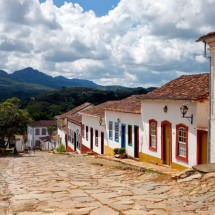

118,148,126,154
56,144,66,153
113,148,119,154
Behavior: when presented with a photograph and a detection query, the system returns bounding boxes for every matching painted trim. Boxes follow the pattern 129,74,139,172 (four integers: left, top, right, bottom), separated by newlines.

176,123,189,163
161,120,172,164
149,119,157,152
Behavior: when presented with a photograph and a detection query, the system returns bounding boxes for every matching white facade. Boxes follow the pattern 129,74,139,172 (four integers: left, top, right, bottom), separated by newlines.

57,119,67,148
82,115,106,155
27,126,50,148
105,111,142,158
209,44,215,162
141,99,209,168
15,135,25,152
67,121,81,154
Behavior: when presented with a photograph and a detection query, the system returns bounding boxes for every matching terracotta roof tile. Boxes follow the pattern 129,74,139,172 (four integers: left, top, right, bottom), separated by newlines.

139,73,209,101
82,101,119,118
28,120,56,127
55,102,94,120
105,95,141,114
197,32,215,42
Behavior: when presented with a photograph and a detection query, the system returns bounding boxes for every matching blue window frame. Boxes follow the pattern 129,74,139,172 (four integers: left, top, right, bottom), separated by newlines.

115,122,119,142
109,121,113,140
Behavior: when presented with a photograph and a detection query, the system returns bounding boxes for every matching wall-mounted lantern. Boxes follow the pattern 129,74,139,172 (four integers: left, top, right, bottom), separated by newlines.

117,118,121,123
163,105,168,113
180,105,193,124
99,117,105,126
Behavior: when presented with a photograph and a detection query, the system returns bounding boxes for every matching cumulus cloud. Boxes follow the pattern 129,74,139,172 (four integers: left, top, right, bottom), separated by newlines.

0,0,214,87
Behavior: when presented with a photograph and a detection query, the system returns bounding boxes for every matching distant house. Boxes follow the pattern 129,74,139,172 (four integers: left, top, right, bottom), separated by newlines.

27,120,56,149
104,96,142,158
139,73,209,170
81,101,118,155
39,131,56,151
55,103,94,152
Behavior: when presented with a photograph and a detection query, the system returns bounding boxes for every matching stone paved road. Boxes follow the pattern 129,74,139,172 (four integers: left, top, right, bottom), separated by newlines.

0,151,215,215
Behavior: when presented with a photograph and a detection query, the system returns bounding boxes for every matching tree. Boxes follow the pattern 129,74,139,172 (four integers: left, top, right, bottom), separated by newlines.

0,97,32,148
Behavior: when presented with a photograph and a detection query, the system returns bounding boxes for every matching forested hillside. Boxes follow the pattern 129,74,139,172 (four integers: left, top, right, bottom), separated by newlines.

22,87,151,121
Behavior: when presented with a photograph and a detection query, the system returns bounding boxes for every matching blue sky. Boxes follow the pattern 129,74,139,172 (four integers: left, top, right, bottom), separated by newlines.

39,0,120,16
0,0,214,87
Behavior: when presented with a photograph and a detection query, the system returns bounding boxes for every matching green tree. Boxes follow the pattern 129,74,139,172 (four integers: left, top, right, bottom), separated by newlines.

0,97,32,148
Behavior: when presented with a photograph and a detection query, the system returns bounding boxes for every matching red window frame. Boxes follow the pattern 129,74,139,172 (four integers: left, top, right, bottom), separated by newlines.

176,124,188,163
149,119,157,151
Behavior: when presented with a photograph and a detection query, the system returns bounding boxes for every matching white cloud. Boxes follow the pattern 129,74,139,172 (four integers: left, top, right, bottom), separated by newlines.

0,0,214,87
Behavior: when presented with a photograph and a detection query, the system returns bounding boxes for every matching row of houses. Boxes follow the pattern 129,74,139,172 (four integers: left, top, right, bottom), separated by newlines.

27,32,215,171
27,72,210,171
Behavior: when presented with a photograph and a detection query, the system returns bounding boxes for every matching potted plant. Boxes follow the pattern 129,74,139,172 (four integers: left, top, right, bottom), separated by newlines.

113,148,120,158
118,148,126,159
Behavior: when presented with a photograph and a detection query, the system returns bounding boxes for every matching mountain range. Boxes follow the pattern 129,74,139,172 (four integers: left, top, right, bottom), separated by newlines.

0,67,155,100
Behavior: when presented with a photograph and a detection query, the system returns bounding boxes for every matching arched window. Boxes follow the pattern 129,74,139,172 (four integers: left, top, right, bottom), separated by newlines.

149,119,157,151
35,128,40,135
42,128,46,135
176,124,188,163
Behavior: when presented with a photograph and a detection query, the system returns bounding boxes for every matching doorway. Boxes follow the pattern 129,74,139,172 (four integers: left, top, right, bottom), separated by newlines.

197,130,208,164
101,132,104,154
74,132,76,151
121,124,126,148
134,126,139,158
161,121,172,166
90,128,93,150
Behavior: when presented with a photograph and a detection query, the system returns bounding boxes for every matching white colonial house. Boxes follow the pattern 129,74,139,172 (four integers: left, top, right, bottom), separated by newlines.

139,73,209,171
197,32,215,163
67,103,94,153
81,101,118,155
27,120,56,149
104,96,142,158
56,103,94,152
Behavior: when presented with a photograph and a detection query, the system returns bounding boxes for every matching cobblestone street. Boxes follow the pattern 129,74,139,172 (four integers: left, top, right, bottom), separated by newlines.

0,151,215,215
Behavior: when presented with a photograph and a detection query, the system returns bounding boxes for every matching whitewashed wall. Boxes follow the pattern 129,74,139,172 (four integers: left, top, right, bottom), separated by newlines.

196,100,209,128
57,127,66,148
105,111,142,158
141,100,208,168
82,115,107,155
67,121,81,154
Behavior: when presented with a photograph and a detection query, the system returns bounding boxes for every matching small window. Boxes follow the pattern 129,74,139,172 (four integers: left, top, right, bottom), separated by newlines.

115,122,119,142
35,128,40,135
149,119,157,151
109,121,113,140
95,130,98,147
176,124,188,163
86,126,89,141
128,125,132,145
42,128,46,135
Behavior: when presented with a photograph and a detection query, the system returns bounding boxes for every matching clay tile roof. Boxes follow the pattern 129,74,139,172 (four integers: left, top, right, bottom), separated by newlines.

139,73,209,101
81,101,119,118
196,31,215,42
55,102,94,120
105,95,141,114
28,120,56,127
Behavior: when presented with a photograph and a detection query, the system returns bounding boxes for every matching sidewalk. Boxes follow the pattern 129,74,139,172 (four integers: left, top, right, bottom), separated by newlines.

98,155,180,175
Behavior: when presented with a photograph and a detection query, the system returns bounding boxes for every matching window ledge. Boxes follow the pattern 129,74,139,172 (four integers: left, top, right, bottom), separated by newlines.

149,146,157,152
176,155,188,163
